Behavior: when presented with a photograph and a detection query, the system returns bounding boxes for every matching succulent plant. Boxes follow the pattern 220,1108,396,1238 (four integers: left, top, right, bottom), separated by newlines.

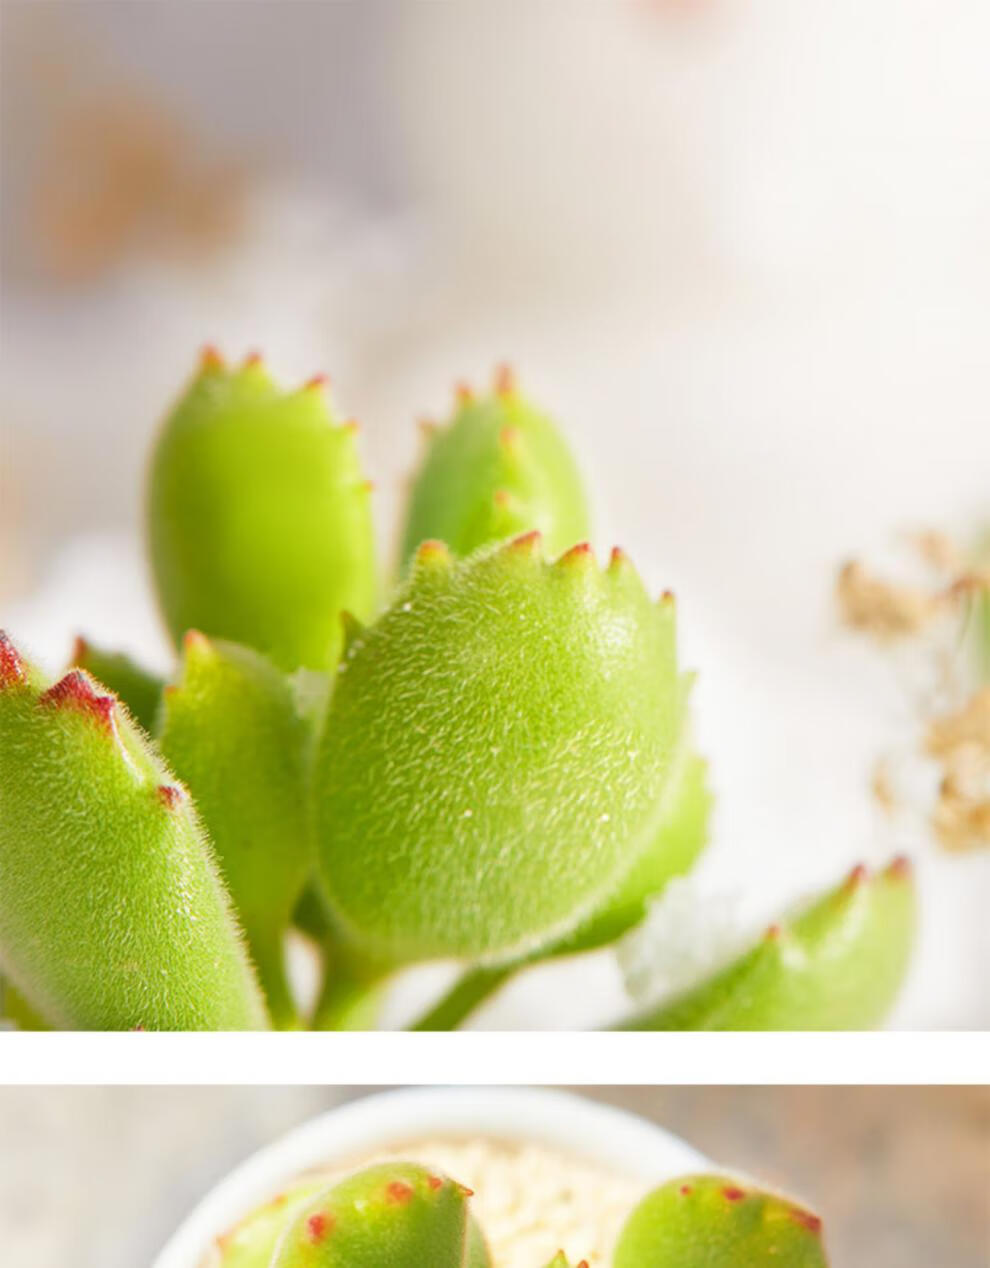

271,1163,489,1268
613,1175,828,1267
314,533,687,969
400,367,589,569
214,1162,830,1268
0,634,266,1029
616,858,916,1031
0,348,925,1030
148,349,376,672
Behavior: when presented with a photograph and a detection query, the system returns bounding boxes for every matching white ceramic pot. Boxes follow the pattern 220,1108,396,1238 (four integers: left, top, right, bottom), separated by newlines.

154,1087,709,1268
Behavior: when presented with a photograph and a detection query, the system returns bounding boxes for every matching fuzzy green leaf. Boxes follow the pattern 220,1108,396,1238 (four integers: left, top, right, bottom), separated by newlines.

616,858,916,1031
213,1176,329,1267
400,370,589,568
157,633,312,1027
314,535,685,966
147,350,376,672
614,1175,828,1267
271,1163,484,1268
0,633,267,1030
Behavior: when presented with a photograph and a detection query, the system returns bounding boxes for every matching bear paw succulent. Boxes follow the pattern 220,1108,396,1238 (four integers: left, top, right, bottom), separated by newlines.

0,348,922,1030
212,1162,828,1268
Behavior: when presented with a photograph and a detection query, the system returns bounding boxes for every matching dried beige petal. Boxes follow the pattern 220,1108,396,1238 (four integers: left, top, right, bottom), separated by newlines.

909,529,964,574
925,689,990,761
836,561,937,640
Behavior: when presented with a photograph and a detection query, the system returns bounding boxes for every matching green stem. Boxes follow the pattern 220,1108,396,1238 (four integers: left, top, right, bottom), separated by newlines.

311,944,389,1031
249,925,300,1030
408,964,515,1031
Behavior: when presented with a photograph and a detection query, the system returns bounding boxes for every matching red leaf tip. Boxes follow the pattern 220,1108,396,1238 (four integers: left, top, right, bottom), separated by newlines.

386,1180,414,1204
199,344,225,372
157,785,184,810
790,1208,823,1234
0,632,26,688
305,373,329,393
885,854,912,881
559,541,595,567
845,862,869,890
40,672,115,729
508,529,542,554
415,539,452,567
493,362,517,396
306,1212,331,1243
182,629,212,655
455,381,475,405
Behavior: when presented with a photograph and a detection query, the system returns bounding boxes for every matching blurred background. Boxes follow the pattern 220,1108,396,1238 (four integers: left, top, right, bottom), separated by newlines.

1,1,988,1026
0,1084,986,1267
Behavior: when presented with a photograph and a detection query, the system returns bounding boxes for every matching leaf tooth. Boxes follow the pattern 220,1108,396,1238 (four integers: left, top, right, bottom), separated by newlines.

0,631,26,688
242,350,264,370
455,380,475,406
844,862,870,891
199,343,225,373
790,1207,823,1234
303,373,330,394
181,629,216,667
557,541,596,570
884,854,912,882
505,528,543,558
493,362,517,397
39,670,115,731
156,783,185,811
414,538,454,572
607,545,633,575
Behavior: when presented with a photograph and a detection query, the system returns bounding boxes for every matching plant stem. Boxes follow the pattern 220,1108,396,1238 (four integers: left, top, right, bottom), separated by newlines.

311,945,388,1031
249,927,300,1030
408,964,515,1031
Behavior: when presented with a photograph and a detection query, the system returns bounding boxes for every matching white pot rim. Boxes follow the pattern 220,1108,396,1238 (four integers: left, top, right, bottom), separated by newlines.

154,1086,709,1268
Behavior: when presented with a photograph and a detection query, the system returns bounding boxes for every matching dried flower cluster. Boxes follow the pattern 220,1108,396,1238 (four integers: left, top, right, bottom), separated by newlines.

837,530,990,853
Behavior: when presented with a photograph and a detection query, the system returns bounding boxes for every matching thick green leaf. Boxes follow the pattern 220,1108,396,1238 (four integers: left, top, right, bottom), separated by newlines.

158,633,312,1027
0,633,267,1030
400,369,589,568
614,1175,829,1267
148,349,376,671
616,858,916,1031
315,535,685,966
